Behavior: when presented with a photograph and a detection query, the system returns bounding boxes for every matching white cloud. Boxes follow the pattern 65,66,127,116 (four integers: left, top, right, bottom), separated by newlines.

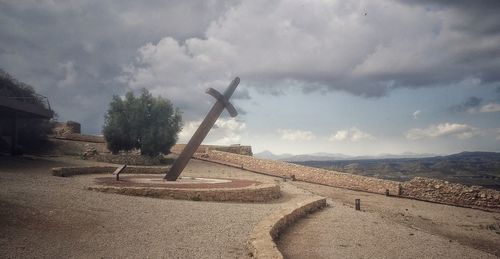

479,102,500,113
406,123,479,140
178,118,246,145
178,120,200,143
277,129,315,141
412,110,421,120
328,127,374,141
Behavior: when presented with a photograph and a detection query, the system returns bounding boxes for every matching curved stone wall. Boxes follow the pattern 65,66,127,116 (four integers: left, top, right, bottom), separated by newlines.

87,183,280,202
248,197,327,258
52,166,169,177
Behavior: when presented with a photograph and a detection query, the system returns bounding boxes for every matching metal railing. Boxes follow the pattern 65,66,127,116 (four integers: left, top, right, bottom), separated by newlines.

5,93,51,111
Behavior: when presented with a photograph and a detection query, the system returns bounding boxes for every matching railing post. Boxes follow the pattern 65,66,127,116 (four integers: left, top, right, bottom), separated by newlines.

10,112,18,156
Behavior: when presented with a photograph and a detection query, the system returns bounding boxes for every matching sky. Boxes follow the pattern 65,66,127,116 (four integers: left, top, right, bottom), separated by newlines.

1,0,499,156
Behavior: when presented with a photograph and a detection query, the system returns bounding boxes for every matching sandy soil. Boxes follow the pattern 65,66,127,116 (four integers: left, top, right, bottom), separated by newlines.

278,181,500,258
0,155,310,259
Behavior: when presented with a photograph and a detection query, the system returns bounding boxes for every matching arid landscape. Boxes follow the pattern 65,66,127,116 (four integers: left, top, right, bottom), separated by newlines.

291,151,500,190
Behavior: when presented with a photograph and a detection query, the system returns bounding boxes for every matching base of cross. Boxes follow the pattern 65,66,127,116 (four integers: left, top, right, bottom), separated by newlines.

89,174,281,202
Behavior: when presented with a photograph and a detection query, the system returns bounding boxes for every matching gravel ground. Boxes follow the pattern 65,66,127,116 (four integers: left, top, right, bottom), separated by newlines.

0,155,310,259
4,154,498,259
278,181,500,258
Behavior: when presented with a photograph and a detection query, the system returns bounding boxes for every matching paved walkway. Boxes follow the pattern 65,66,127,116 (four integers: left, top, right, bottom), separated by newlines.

278,181,500,258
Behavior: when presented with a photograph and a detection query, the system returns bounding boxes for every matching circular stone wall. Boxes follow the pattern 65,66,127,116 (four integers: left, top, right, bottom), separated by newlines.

53,166,281,202
88,175,280,202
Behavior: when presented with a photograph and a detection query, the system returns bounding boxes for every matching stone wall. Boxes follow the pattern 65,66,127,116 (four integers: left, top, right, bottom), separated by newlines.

47,138,109,156
248,197,327,259
171,144,253,156
54,133,105,143
48,131,252,158
88,183,280,202
401,177,500,210
91,154,174,166
197,150,401,195
52,166,169,177
53,121,81,136
197,150,500,211
52,121,104,143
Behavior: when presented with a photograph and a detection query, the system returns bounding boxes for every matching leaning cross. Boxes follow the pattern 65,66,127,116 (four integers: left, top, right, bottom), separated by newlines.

164,77,240,181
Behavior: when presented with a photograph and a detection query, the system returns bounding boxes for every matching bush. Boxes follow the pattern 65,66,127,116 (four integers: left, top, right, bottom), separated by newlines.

103,89,182,156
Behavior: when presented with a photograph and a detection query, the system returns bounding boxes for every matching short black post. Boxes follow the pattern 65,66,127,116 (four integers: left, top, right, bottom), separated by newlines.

112,164,127,181
355,199,361,211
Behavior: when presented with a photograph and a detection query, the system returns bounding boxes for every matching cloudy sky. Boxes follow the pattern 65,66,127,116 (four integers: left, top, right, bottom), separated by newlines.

1,0,499,156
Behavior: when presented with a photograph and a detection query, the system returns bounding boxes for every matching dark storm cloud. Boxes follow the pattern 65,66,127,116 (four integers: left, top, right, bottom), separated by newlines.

2,0,500,132
0,0,236,133
121,0,500,103
398,0,500,50
451,97,482,113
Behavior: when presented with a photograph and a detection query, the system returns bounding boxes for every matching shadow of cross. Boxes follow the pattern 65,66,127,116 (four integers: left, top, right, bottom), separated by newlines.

164,77,241,181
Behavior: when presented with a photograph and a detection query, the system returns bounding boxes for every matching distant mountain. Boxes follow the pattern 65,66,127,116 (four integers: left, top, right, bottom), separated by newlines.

281,153,351,162
254,150,437,162
292,151,500,190
254,150,294,160
360,152,438,160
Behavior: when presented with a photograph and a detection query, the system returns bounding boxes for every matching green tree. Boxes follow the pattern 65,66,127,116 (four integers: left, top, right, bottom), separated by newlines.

103,89,182,156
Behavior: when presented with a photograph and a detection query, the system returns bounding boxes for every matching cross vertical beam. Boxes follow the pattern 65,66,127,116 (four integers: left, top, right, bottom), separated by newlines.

164,77,240,181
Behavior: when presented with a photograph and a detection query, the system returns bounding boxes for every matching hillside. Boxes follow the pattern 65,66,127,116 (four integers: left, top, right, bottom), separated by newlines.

293,152,500,190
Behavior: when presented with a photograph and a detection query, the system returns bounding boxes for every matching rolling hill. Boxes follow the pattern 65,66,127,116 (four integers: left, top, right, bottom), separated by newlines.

290,152,500,190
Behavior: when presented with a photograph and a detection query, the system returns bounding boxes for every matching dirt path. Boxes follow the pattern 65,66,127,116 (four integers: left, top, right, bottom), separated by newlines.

278,181,500,258
0,155,309,259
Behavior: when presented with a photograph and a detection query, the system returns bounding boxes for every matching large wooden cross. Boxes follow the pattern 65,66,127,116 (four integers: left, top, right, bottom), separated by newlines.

164,77,240,181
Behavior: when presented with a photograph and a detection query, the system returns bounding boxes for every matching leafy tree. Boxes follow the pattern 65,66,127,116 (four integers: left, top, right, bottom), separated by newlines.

103,89,182,156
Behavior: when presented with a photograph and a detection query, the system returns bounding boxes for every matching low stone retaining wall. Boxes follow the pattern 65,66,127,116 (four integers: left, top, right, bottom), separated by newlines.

198,150,500,211
401,177,500,210
54,133,105,143
172,144,253,156
197,150,400,195
248,197,327,258
48,138,109,156
87,183,280,202
53,165,280,202
52,166,169,177
91,154,174,166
